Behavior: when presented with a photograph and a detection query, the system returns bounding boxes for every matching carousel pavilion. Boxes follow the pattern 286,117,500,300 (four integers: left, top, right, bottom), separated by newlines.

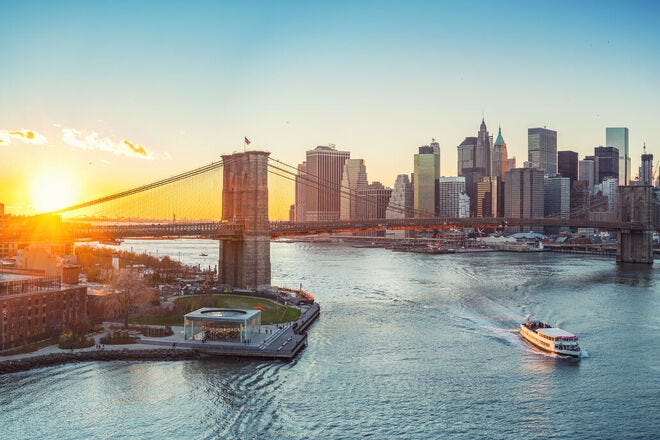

184,308,261,343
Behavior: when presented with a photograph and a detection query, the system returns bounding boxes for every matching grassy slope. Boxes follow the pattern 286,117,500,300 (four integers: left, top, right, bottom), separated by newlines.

132,294,301,326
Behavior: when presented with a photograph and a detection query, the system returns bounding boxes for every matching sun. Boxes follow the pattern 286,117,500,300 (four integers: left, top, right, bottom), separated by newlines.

30,169,79,213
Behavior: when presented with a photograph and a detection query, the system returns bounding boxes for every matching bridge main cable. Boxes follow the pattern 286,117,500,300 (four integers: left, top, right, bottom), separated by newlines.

45,160,224,215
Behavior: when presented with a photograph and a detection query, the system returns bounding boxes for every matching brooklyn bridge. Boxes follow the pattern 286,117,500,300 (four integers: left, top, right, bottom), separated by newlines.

3,151,657,289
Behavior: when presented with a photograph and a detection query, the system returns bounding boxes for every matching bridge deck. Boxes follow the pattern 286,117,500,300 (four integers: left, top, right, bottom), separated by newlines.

59,217,650,241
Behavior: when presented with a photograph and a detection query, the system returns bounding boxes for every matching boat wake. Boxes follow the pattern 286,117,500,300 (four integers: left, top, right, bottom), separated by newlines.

446,305,526,349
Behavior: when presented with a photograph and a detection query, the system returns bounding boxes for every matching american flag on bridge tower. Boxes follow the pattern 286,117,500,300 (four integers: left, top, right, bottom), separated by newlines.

244,137,251,145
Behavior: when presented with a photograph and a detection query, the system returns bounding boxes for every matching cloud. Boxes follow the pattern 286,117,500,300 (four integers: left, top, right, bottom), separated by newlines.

61,128,155,159
0,129,47,145
122,139,148,156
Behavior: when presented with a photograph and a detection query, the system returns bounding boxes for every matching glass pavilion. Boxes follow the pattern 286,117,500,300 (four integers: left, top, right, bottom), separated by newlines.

184,308,261,343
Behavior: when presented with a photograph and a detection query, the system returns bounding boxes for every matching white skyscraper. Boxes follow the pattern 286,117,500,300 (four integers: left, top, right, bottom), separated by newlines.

458,193,470,218
386,174,413,219
437,176,466,217
600,177,618,212
340,159,368,220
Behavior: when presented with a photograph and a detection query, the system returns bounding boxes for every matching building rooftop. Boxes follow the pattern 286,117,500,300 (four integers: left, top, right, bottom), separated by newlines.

0,270,43,281
184,308,261,322
459,137,477,146
509,232,546,240
494,127,505,146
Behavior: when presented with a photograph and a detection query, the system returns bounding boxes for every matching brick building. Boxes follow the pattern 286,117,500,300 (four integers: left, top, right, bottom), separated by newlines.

0,271,87,350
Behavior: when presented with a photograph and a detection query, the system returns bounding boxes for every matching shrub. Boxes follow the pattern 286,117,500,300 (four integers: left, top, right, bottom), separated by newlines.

58,330,94,349
100,330,139,345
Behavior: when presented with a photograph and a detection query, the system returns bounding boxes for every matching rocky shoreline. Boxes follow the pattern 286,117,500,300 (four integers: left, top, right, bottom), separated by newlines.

0,349,203,375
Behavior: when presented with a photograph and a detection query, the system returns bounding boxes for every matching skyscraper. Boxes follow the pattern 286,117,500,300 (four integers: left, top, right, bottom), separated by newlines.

528,127,558,176
578,158,596,191
640,145,654,186
476,176,504,217
507,157,516,172
294,161,308,222
458,122,493,217
491,127,508,181
386,174,413,219
340,159,368,220
475,119,491,176
544,176,571,219
414,144,440,217
437,177,466,217
584,155,600,184
594,146,619,183
606,127,630,185
301,145,350,222
504,167,545,221
599,177,618,212
557,150,578,184
460,168,486,216
457,137,477,175
429,138,440,154
458,193,470,218
364,182,392,219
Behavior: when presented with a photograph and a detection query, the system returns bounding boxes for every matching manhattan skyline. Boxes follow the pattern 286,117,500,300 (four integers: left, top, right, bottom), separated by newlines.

1,0,659,215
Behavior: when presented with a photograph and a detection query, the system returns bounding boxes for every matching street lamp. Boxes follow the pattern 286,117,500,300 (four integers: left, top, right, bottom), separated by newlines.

2,308,6,352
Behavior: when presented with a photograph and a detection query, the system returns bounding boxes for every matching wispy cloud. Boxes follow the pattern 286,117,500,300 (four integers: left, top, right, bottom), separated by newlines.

0,129,47,145
61,128,156,160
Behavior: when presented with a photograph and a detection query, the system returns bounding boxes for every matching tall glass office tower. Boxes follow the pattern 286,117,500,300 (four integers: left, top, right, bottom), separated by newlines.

528,127,557,176
606,127,629,185
414,144,440,217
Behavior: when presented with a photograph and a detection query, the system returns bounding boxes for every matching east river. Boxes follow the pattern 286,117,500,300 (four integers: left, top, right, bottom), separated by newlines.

1,240,658,439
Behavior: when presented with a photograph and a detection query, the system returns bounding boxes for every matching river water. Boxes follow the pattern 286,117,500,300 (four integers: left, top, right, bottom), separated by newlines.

1,240,658,439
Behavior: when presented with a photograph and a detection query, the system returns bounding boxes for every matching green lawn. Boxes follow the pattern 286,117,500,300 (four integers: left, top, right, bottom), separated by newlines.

131,294,301,326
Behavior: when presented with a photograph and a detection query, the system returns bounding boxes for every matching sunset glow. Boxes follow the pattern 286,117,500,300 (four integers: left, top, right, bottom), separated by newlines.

29,169,79,213
0,1,658,217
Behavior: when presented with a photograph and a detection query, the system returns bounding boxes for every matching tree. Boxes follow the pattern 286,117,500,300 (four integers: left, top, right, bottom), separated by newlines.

109,269,158,328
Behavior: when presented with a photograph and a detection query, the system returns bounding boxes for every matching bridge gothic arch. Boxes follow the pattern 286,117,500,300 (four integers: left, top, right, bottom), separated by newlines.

617,186,654,264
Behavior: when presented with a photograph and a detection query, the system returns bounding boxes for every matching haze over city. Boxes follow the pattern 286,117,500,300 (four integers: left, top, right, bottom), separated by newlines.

1,0,659,216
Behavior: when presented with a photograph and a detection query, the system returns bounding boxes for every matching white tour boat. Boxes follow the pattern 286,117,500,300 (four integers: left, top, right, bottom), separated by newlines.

520,320,582,357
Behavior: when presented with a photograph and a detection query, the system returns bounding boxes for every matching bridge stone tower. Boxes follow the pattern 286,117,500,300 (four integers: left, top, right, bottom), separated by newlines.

219,151,271,289
617,185,654,264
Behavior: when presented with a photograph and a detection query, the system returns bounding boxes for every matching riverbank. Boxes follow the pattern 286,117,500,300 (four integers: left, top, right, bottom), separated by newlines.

0,302,321,374
0,348,202,374
280,236,660,258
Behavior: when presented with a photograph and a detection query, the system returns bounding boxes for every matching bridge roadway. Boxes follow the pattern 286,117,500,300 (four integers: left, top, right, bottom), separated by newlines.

69,221,246,239
53,217,648,241
270,217,647,235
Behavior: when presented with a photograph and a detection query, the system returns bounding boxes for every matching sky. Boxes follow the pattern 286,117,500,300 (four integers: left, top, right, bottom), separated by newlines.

1,0,659,217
